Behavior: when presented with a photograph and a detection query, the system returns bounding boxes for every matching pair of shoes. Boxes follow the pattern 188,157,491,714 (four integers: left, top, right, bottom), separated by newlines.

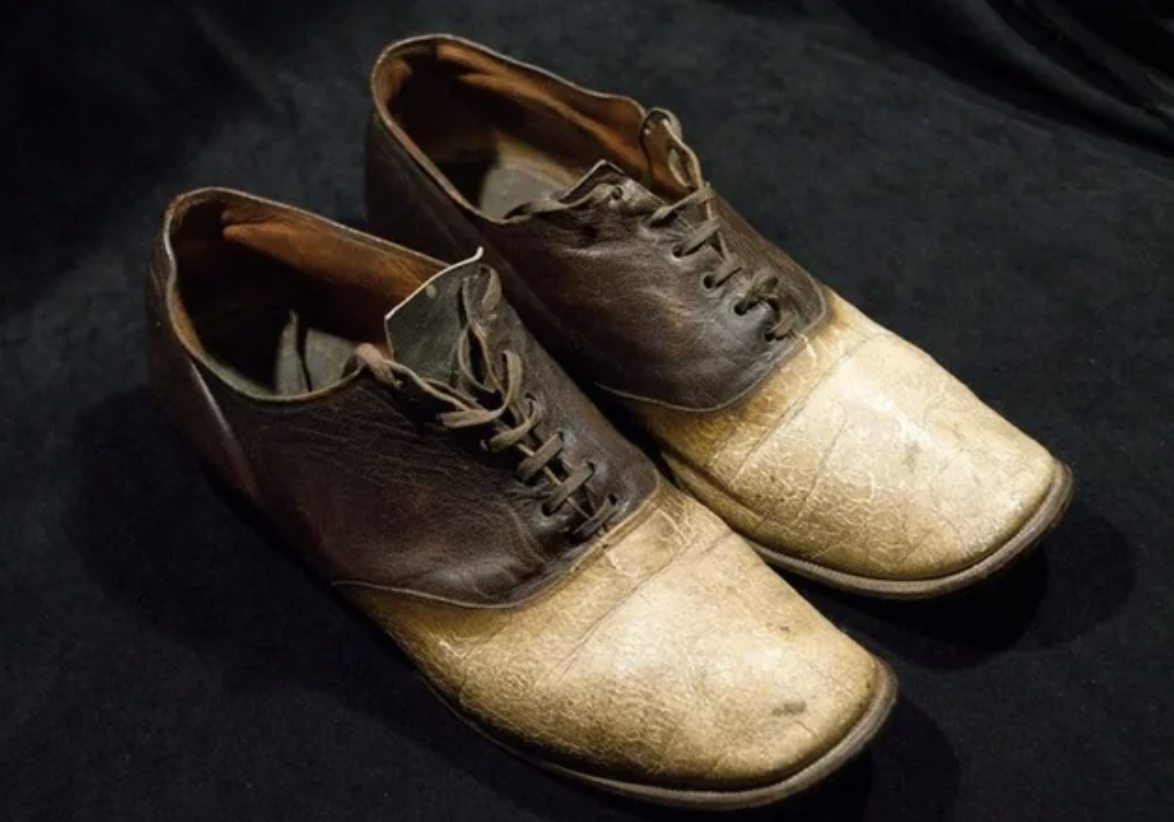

147,34,1071,810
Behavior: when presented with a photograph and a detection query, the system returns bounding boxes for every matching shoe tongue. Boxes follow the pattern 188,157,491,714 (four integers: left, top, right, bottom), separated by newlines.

502,159,631,220
503,109,704,218
557,159,630,202
546,109,704,205
381,249,496,385
521,110,706,217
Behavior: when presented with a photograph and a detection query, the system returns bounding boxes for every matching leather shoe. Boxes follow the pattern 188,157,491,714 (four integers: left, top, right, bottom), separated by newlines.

364,35,1073,598
147,188,896,807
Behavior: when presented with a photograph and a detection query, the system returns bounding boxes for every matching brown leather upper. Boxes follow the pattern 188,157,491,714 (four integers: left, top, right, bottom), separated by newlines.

365,35,827,411
147,189,658,607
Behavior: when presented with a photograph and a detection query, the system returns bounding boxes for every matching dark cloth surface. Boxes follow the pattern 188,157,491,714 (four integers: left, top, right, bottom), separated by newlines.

2,2,1173,820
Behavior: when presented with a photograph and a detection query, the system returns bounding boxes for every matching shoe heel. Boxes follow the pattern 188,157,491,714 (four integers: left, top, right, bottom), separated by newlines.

364,111,484,260
144,253,260,503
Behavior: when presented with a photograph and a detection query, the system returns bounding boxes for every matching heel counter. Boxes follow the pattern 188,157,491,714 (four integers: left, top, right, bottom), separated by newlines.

364,111,483,261
144,239,186,418
145,241,259,500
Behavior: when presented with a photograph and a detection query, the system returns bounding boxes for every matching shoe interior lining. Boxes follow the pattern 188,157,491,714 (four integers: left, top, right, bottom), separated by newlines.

375,40,652,218
167,196,438,397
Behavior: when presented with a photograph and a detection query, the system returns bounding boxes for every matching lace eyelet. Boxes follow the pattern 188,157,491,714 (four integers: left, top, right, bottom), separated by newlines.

700,273,716,290
733,303,749,316
540,500,556,517
608,186,624,203
670,244,685,259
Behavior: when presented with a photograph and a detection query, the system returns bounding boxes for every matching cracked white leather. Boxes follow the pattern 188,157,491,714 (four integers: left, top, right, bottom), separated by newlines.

348,484,881,788
635,291,1059,581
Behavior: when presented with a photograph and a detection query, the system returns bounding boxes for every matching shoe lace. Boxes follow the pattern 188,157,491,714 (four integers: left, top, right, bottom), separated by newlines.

356,275,619,541
646,183,798,340
519,181,798,341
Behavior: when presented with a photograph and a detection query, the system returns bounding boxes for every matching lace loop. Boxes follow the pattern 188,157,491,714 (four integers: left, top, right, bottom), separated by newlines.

517,432,562,483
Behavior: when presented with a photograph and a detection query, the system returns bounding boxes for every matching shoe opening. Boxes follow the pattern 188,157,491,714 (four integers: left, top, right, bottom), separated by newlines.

161,190,440,397
371,36,655,218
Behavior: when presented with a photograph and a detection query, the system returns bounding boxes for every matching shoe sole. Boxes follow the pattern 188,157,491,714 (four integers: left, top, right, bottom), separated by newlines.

747,460,1074,599
428,657,899,811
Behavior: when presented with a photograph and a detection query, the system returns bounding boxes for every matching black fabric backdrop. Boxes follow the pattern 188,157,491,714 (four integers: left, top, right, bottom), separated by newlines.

3,1,1173,820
